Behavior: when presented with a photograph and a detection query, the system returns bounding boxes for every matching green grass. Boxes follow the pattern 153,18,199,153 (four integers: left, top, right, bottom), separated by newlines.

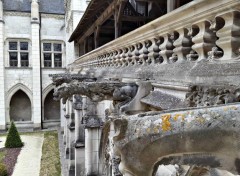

40,131,61,176
0,150,6,162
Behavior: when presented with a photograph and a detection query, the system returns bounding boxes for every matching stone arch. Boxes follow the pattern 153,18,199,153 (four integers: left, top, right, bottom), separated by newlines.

7,83,33,122
42,84,60,121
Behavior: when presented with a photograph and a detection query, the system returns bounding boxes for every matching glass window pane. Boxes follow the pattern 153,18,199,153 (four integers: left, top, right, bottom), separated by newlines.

54,44,62,51
54,53,62,67
54,53,62,61
44,53,51,60
43,43,51,51
9,52,17,60
20,42,28,50
9,42,17,50
20,52,28,61
9,52,18,67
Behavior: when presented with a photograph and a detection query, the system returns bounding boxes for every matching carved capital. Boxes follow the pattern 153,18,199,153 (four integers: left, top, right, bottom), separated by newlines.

83,115,103,128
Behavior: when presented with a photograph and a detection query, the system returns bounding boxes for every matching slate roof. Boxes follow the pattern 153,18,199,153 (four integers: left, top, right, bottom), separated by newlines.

3,0,65,14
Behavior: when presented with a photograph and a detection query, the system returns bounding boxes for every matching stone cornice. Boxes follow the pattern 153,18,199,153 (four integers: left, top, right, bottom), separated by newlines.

4,11,31,17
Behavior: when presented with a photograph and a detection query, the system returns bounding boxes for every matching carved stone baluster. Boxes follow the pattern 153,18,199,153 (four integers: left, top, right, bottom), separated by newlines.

143,40,152,65
108,52,113,67
112,51,118,67
159,33,174,64
121,48,128,67
132,43,141,65
148,37,163,65
135,43,143,65
138,41,147,65
117,49,123,67
191,20,217,61
172,28,192,62
215,11,240,60
126,45,134,66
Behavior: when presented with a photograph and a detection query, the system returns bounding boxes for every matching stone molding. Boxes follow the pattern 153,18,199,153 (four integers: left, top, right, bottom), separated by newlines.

4,12,31,17
40,13,65,19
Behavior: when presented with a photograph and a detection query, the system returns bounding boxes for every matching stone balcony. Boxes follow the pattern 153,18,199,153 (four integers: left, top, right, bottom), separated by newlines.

70,0,240,86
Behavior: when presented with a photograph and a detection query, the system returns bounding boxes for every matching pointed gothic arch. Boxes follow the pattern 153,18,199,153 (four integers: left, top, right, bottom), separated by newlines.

6,83,33,122
43,84,60,121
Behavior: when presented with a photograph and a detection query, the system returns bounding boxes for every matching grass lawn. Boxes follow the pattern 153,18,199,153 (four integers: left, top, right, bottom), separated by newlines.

40,131,61,176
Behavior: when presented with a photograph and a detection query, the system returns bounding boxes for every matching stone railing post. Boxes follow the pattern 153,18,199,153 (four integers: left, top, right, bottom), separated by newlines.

68,97,75,176
73,95,85,176
84,98,102,176
65,99,70,159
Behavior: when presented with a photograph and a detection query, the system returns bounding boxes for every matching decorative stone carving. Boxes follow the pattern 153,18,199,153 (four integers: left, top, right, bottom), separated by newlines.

72,95,83,110
54,81,138,108
50,73,96,86
207,46,223,61
112,155,122,176
186,85,240,107
83,115,103,128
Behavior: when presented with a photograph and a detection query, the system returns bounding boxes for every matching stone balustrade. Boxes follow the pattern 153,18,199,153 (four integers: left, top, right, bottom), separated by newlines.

71,0,240,69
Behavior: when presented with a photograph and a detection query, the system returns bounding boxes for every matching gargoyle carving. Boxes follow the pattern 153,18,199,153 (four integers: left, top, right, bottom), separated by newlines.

186,85,240,107
53,81,138,108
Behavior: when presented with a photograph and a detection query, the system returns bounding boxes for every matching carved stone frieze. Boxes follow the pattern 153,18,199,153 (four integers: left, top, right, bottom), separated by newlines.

186,85,240,107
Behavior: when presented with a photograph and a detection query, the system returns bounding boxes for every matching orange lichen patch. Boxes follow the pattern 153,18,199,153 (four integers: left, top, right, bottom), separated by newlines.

224,107,229,111
161,114,171,131
173,114,182,121
181,115,185,122
146,128,151,133
231,106,238,110
153,127,159,134
196,117,205,124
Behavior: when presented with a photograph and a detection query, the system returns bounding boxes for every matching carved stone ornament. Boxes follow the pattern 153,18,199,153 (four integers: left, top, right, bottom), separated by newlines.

50,73,96,86
72,95,83,110
112,155,123,176
83,115,103,128
53,81,138,107
185,85,240,107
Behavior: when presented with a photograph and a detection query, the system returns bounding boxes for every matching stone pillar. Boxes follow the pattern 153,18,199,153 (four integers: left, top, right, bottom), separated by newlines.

65,100,70,158
0,0,5,130
68,97,75,176
167,0,175,12
84,99,102,176
73,95,85,176
31,0,41,129
62,103,67,144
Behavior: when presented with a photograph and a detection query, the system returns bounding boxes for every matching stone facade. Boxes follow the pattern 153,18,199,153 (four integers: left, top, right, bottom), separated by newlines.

0,0,89,130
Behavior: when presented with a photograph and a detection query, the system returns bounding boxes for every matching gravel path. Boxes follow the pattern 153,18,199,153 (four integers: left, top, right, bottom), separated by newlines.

12,135,44,176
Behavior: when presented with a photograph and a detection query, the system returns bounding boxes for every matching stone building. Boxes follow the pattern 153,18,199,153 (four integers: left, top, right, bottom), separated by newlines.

54,0,240,175
0,0,89,130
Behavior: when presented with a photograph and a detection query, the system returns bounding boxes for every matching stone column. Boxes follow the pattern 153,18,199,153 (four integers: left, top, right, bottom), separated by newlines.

65,100,70,158
31,0,41,129
0,0,5,130
68,97,75,176
73,95,85,176
84,99,102,176
62,103,67,145
167,0,175,12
